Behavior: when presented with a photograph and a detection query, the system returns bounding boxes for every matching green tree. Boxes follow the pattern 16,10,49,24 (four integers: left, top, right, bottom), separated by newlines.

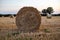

47,7,53,14
42,9,47,16
42,9,47,14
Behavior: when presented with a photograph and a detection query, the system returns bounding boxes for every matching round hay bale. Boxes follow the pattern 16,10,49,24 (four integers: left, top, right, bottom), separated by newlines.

47,13,52,19
16,7,41,32
10,14,14,18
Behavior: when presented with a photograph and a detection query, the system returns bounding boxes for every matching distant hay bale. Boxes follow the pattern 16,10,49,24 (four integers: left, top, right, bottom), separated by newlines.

47,13,52,19
2,16,4,17
10,15,14,18
16,7,41,32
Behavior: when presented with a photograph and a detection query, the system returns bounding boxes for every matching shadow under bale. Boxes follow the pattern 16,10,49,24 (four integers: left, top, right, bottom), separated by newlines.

16,7,41,32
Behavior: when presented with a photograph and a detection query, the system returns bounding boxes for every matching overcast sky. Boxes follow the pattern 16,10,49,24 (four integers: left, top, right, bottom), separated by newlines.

0,0,60,14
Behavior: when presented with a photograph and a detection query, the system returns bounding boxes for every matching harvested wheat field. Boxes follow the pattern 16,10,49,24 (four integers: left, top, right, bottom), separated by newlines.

0,16,60,40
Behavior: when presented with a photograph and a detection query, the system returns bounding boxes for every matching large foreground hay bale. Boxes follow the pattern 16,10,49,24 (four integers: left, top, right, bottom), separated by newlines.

16,7,41,32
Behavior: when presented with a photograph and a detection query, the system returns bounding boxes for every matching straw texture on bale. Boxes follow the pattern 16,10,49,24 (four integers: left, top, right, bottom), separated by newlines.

16,7,41,32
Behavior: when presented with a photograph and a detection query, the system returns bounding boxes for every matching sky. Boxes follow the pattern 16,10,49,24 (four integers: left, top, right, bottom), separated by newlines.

0,0,60,14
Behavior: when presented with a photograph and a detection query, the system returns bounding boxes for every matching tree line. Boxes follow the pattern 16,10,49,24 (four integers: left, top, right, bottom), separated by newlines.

41,7,60,16
0,14,16,17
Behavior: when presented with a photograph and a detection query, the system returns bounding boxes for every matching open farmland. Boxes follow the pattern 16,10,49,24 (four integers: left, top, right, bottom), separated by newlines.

0,16,60,40
0,16,60,32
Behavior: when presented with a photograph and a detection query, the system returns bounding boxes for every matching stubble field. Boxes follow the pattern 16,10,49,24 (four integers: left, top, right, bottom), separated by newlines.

0,16,60,40
0,16,60,32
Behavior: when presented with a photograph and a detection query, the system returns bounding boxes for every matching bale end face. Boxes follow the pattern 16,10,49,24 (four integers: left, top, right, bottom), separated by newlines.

16,7,41,32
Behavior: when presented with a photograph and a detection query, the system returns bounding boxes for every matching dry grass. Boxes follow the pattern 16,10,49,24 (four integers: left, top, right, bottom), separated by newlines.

0,16,60,32
0,16,60,40
0,17,17,29
0,16,60,29
0,32,60,40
